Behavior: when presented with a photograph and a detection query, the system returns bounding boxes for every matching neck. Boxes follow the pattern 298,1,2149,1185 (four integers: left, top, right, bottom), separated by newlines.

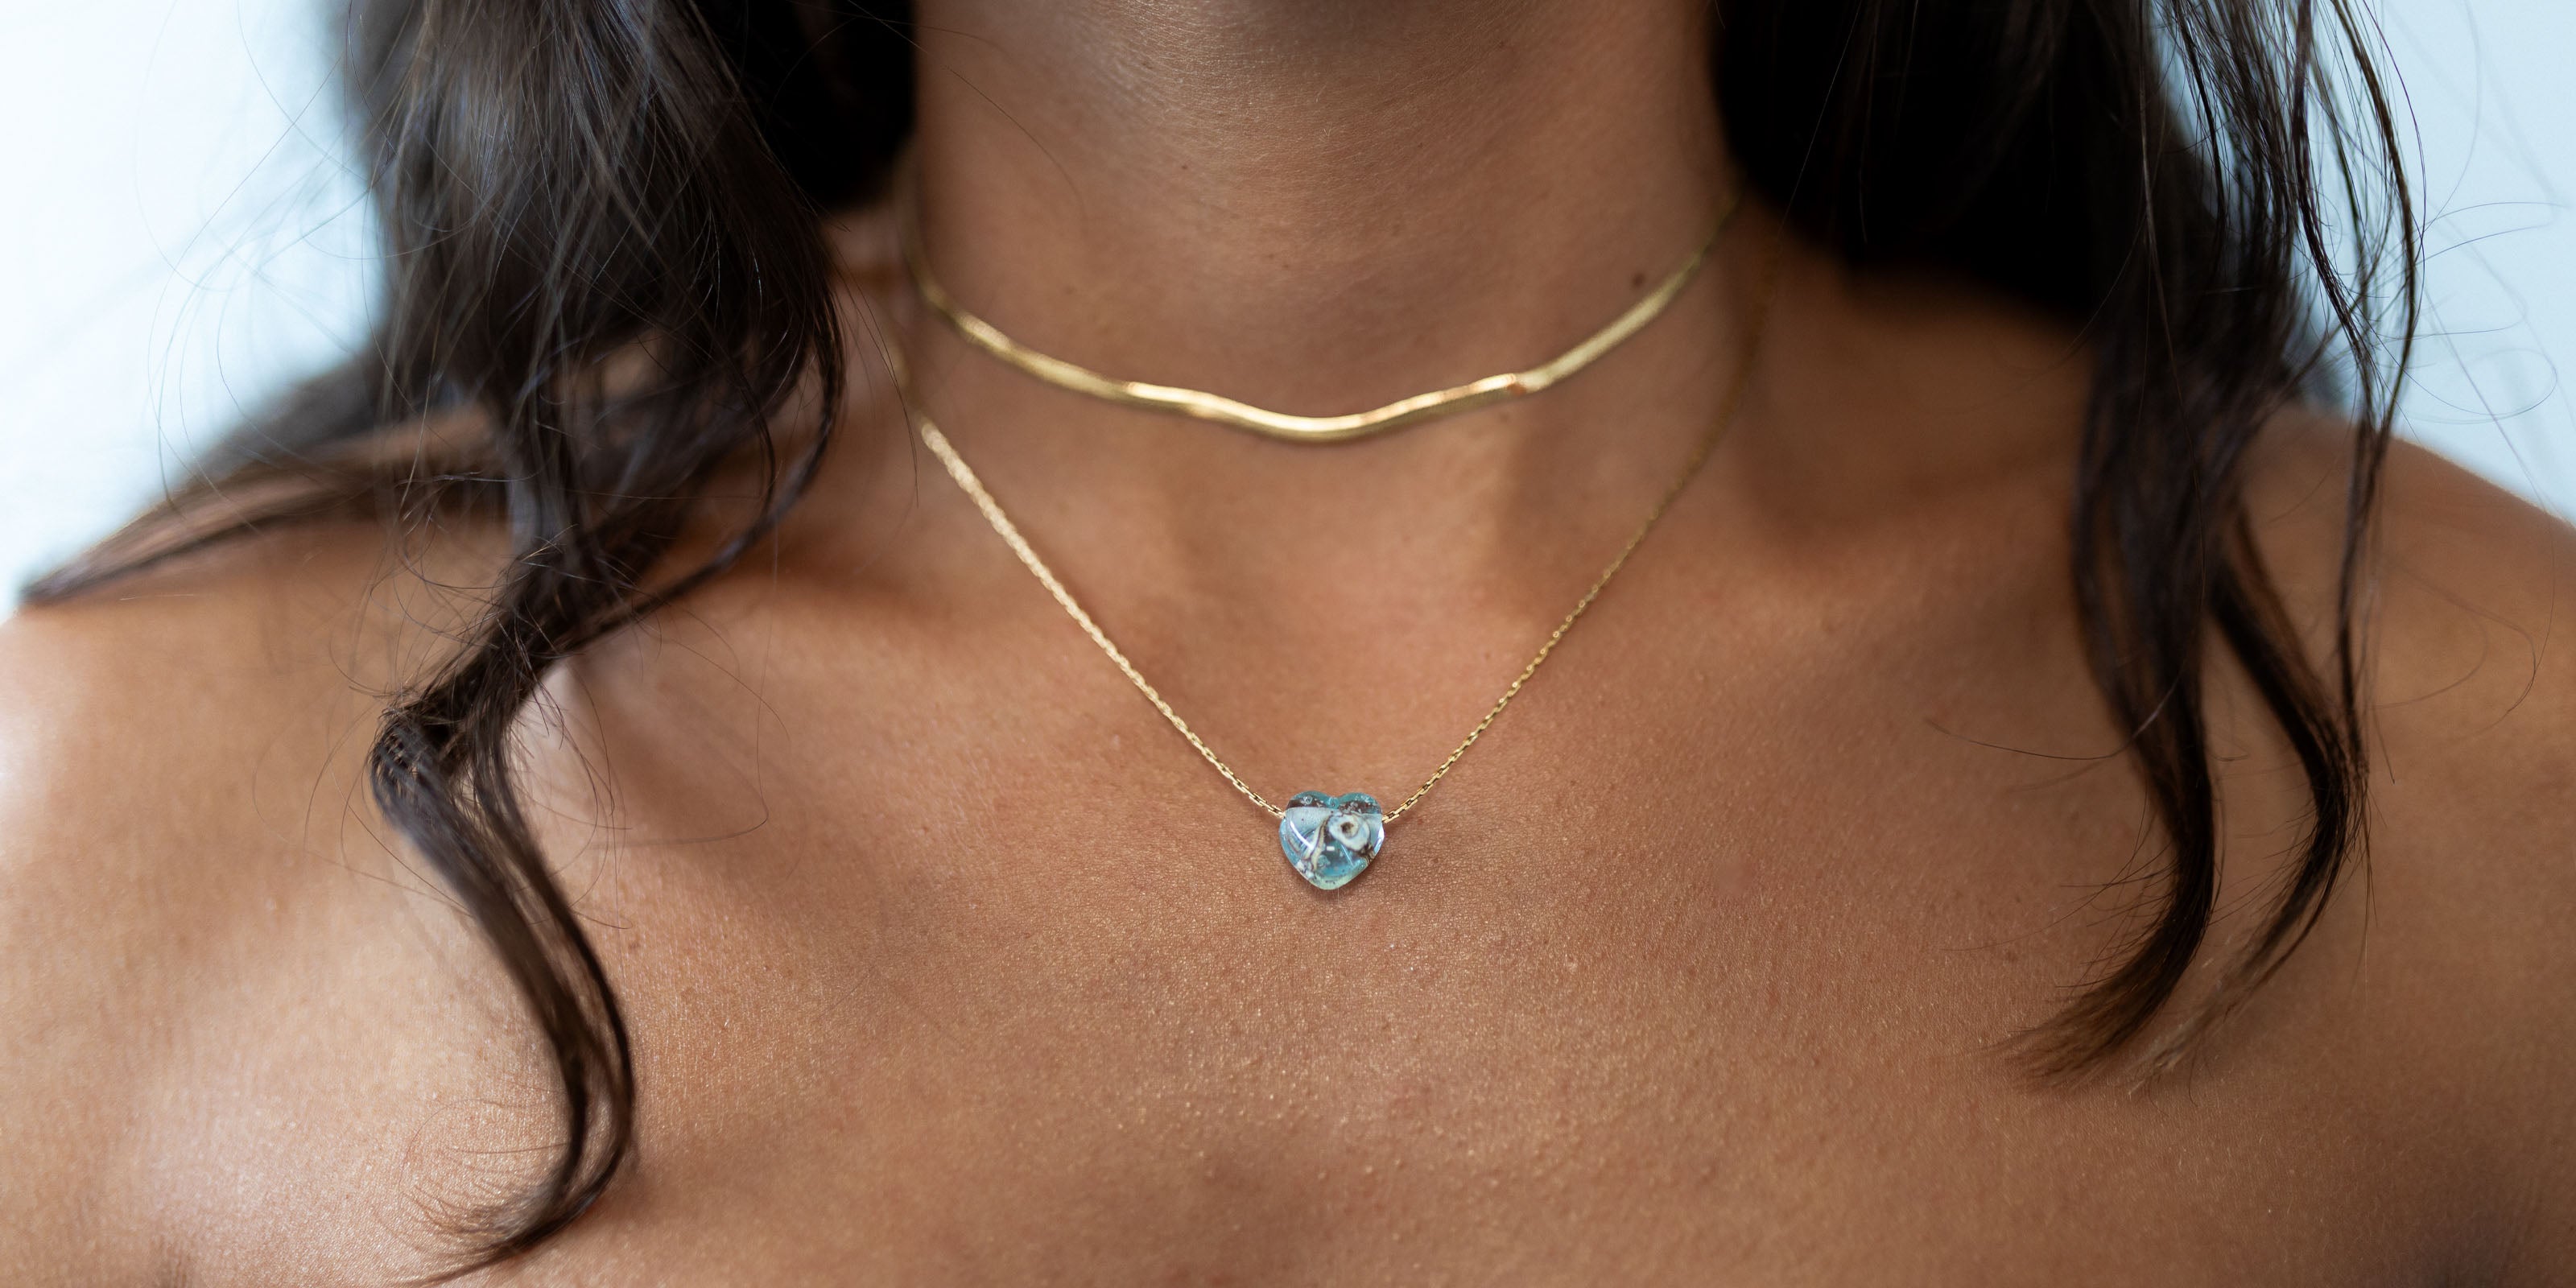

852,0,1780,640
906,0,1734,411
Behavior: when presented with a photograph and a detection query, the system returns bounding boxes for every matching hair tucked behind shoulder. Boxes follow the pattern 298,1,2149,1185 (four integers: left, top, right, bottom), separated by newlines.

26,0,2414,1273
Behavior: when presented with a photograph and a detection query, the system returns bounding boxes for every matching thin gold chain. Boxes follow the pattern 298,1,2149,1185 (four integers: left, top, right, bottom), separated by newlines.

906,194,1744,444
904,237,1778,826
915,418,1293,814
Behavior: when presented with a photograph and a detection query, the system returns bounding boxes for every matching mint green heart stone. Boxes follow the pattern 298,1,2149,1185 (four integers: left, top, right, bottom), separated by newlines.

1279,791,1385,890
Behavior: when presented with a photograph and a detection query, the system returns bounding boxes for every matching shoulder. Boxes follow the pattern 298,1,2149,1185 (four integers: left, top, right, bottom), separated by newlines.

2354,438,2576,1076
0,527,493,1280
2244,425,2576,1269
2241,421,2576,828
2252,429,2576,848
0,525,439,866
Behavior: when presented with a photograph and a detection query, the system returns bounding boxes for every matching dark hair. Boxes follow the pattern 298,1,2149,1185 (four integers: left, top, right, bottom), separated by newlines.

28,0,2414,1272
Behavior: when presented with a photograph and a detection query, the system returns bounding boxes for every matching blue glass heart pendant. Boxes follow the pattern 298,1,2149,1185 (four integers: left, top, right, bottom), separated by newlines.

1278,791,1385,890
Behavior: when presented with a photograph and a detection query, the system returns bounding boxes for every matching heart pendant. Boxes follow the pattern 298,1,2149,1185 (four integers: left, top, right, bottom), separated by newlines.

1278,791,1385,890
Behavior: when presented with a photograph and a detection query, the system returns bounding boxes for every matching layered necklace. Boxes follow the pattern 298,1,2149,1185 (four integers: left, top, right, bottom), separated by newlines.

899,195,1773,890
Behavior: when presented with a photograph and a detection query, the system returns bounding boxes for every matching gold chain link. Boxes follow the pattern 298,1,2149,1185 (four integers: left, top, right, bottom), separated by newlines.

908,195,1744,444
915,417,1294,815
906,232,1779,827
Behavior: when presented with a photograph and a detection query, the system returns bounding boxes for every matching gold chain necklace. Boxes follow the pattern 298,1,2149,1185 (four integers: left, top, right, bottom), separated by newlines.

906,193,1743,444
899,232,1776,890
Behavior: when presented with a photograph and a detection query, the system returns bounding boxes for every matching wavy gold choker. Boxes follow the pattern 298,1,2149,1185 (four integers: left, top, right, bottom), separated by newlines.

905,193,1743,444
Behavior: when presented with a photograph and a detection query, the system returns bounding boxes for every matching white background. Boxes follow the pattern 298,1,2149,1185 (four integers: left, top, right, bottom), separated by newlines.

2,0,2572,595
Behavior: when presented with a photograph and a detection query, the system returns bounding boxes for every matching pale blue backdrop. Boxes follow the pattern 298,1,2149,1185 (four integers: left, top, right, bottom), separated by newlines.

2,0,2571,593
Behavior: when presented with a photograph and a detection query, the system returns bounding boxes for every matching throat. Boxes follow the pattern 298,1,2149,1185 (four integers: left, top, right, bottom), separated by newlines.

905,0,1733,408
855,0,1777,705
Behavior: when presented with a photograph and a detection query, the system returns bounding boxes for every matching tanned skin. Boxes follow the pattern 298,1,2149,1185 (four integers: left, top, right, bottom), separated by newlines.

2,1,2570,1282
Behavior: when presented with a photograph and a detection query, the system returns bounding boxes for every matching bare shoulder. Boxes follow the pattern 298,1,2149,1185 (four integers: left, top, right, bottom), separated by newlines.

0,528,517,1283
2267,431,2576,882
2244,422,2576,862
2245,425,2576,1270
2361,437,2576,1075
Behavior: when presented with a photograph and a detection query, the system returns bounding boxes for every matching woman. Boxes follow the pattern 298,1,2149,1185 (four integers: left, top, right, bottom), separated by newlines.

4,0,2569,1281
